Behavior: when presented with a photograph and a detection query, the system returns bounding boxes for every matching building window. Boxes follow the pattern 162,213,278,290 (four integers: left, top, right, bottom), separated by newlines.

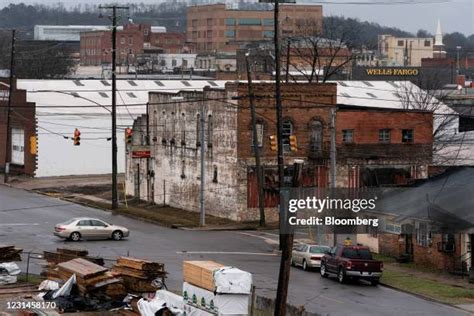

225,30,235,38
252,121,264,148
128,37,133,45
207,18,213,27
207,114,213,148
180,113,186,146
342,129,354,143
424,40,431,47
263,31,274,38
402,129,413,143
379,129,391,143
225,18,235,26
120,36,125,45
282,120,293,153
397,40,404,46
196,113,201,147
416,222,429,247
309,120,323,153
238,18,261,26
263,18,274,26
213,165,218,183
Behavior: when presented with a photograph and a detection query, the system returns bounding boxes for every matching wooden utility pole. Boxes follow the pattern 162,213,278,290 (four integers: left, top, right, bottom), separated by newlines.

99,5,129,210
274,0,294,314
245,52,266,227
330,107,337,246
3,29,15,184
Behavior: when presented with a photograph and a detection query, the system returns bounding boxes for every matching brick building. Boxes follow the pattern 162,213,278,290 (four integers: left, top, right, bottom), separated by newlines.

0,79,37,176
186,3,323,53
80,24,187,66
125,81,433,221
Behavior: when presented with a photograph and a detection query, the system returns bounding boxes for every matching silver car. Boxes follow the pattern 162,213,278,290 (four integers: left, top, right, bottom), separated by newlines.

54,217,130,241
292,243,331,270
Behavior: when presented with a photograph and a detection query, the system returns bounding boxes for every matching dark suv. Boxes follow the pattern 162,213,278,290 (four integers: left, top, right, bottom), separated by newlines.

320,245,383,285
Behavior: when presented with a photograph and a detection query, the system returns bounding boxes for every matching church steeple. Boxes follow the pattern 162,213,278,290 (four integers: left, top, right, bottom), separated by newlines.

433,19,446,58
434,19,444,47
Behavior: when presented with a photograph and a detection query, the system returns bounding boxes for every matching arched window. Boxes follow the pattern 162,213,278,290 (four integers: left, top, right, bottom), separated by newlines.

309,120,323,154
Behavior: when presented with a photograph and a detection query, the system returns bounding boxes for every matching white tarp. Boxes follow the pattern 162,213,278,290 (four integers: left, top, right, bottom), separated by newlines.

213,267,252,294
52,274,76,299
138,290,185,316
0,262,21,285
183,282,249,315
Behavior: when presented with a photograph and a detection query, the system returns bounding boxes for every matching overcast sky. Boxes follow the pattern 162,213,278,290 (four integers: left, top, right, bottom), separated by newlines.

1,0,472,35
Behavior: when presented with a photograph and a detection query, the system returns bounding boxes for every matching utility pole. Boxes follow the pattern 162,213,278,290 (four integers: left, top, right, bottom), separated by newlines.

285,38,291,83
245,52,266,227
456,46,461,76
330,107,337,246
3,29,15,184
274,0,294,314
99,5,129,210
199,101,206,226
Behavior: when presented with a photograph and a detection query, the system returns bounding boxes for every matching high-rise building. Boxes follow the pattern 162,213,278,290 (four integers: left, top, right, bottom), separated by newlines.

187,3,323,53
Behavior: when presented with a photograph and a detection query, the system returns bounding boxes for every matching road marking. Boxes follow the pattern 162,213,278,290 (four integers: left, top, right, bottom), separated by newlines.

0,223,40,226
177,251,277,256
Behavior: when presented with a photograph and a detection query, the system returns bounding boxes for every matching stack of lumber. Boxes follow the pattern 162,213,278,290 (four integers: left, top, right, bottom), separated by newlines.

112,257,167,293
42,248,104,279
56,258,126,299
0,245,22,262
183,261,224,292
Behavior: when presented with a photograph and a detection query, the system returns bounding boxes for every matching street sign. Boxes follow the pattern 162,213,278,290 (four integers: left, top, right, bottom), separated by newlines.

131,145,152,158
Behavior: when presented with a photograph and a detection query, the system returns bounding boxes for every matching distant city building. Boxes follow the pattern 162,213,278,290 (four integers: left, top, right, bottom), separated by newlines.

186,3,323,53
353,48,379,67
34,25,165,42
378,34,434,67
80,23,181,67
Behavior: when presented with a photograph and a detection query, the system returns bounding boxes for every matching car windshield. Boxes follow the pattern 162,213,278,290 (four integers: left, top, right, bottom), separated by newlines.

342,248,373,259
310,246,330,254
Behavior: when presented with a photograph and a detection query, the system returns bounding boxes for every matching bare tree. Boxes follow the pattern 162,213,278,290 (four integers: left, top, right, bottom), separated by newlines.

397,73,461,165
283,16,358,83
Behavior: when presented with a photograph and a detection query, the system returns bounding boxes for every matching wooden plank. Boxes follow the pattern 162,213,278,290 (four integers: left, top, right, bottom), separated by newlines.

57,247,89,257
183,261,224,292
57,258,108,279
112,265,166,279
116,257,164,272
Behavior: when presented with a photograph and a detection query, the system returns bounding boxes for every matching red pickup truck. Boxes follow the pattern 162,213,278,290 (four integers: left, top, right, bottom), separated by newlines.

320,245,383,285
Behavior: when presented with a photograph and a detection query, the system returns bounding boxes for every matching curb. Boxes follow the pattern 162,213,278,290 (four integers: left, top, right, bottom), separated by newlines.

379,281,473,314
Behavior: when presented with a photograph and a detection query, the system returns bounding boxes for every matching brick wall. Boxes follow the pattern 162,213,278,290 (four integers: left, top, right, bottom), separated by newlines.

378,233,402,258
0,79,36,176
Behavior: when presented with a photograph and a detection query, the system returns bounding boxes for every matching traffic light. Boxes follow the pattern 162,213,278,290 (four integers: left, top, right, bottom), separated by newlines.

125,128,133,144
269,135,277,151
289,135,298,152
29,136,37,155
73,128,81,146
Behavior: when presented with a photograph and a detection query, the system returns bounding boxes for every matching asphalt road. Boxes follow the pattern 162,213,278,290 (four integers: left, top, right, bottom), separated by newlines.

0,185,470,316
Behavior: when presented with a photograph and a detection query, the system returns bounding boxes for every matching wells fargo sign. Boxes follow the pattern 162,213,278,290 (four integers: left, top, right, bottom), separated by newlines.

365,68,419,76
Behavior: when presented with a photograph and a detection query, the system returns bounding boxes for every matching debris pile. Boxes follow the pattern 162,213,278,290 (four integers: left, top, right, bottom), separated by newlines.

42,248,104,279
0,245,23,262
112,257,167,293
56,258,126,299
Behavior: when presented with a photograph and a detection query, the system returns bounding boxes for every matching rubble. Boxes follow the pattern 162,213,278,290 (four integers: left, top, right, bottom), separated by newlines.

0,262,21,285
0,245,23,262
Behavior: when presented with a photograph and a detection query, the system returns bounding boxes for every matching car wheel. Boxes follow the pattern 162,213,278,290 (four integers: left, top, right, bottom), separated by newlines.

302,260,308,271
112,230,123,241
371,279,379,286
320,263,328,278
70,232,81,242
338,268,346,284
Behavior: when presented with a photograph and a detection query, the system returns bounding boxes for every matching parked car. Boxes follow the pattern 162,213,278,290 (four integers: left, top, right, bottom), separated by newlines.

320,245,383,285
54,217,129,241
291,243,331,270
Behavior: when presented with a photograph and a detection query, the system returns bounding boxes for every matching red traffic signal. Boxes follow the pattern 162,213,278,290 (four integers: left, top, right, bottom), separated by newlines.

125,128,133,144
73,128,81,146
